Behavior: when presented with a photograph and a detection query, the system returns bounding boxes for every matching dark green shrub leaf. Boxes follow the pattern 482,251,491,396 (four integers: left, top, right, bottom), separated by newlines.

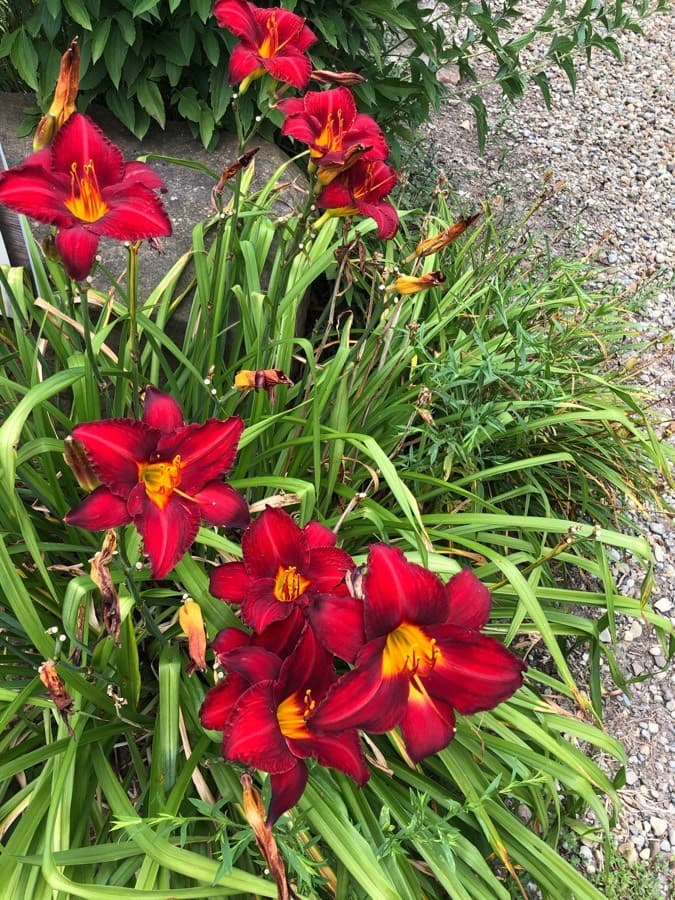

10,30,39,91
137,78,166,128
90,19,112,64
63,0,93,31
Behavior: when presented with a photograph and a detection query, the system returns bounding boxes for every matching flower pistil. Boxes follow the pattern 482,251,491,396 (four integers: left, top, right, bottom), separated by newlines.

383,623,438,678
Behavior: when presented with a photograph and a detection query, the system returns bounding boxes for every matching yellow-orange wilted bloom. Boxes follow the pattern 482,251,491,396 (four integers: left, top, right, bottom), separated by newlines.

405,212,481,263
39,660,75,736
386,270,446,295
234,369,293,402
33,38,80,150
63,435,100,492
179,600,207,674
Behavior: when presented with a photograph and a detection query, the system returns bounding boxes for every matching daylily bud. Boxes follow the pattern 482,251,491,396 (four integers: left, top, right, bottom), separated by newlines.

386,271,446,295
179,600,207,674
405,212,481,263
34,38,80,150
234,369,293,403
90,531,121,645
63,436,100,491
311,69,366,86
39,660,75,736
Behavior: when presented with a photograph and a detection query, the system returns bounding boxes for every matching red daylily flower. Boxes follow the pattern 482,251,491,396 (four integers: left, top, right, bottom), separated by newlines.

0,113,171,281
312,544,526,763
278,87,388,183
218,627,370,825
315,159,399,239
209,506,363,661
65,387,248,579
214,0,317,91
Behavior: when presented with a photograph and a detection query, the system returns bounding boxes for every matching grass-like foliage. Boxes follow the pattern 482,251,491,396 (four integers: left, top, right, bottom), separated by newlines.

0,158,673,897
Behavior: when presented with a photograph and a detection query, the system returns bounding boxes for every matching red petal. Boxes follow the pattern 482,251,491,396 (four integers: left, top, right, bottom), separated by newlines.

223,645,282,684
51,114,124,186
134,492,201,578
363,544,447,638
399,682,456,763
305,545,353,591
157,417,244,492
316,179,352,210
211,625,250,662
0,164,72,226
214,0,259,39
122,161,167,192
55,226,101,281
71,419,157,493
277,626,335,700
302,519,336,550
209,561,249,604
445,569,492,630
65,485,131,530
199,672,249,731
141,387,184,432
290,729,369,785
264,52,312,90
311,645,408,733
267,761,308,826
241,577,292,632
254,608,306,658
263,8,316,52
228,45,262,85
241,507,307,578
194,482,249,528
356,198,399,239
309,592,365,663
425,625,526,715
98,184,171,240
223,681,294,773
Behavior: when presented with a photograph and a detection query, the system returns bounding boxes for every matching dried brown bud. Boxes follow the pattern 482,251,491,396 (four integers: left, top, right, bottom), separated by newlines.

34,38,80,150
90,530,120,645
241,775,294,898
405,212,481,263
310,69,366,86
39,660,75,737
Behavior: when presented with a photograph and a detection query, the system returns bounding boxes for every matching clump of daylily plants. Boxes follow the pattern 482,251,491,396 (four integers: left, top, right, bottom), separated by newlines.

0,0,518,838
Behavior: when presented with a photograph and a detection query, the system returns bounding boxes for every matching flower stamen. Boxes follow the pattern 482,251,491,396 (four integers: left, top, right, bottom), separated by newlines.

273,565,311,604
64,159,108,222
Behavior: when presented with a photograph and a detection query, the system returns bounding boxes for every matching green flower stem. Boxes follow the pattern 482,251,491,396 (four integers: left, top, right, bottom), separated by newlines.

127,241,141,415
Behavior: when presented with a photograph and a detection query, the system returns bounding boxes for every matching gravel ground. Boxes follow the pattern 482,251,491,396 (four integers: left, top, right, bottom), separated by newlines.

426,3,675,889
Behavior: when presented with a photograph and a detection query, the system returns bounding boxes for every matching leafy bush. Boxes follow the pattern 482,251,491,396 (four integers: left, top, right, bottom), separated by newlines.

0,0,668,151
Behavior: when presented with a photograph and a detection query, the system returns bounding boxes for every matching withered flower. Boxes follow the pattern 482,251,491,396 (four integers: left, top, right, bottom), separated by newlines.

234,369,293,403
34,38,80,150
90,530,121,644
179,599,208,674
405,212,481,263
310,69,366,86
386,270,446,295
241,775,295,899
39,660,75,737
212,147,260,203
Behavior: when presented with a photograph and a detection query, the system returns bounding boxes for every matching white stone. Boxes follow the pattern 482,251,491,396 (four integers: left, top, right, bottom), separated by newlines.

650,816,669,837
